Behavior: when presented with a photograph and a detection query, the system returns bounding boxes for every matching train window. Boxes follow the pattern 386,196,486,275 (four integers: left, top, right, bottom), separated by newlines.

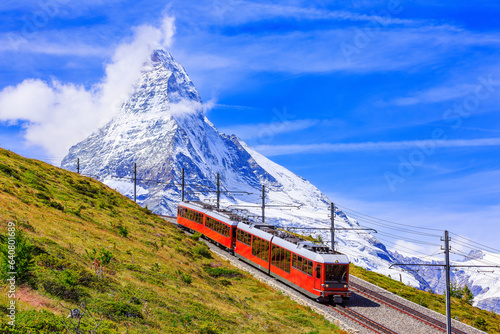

292,254,297,269
277,247,283,270
281,247,286,271
262,239,266,259
265,240,270,262
307,260,313,276
252,237,258,256
297,256,303,272
258,237,262,256
325,265,348,283
282,249,287,272
316,265,321,279
285,250,291,273
271,245,278,266
303,259,308,274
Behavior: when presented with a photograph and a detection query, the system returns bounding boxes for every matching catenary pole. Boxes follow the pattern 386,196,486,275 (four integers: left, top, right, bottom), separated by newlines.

262,185,265,224
331,202,335,252
133,163,137,202
216,173,220,209
77,158,80,174
444,230,451,334
181,168,185,202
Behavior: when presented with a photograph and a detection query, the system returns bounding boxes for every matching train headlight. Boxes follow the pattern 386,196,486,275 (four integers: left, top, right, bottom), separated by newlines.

344,285,347,288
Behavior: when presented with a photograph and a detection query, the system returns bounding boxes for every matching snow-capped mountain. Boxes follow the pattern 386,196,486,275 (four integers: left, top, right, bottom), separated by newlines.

61,46,500,310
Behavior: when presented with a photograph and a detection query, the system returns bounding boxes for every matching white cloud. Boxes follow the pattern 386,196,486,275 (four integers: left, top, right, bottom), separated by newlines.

388,84,477,106
0,15,177,158
219,119,319,140
253,138,500,156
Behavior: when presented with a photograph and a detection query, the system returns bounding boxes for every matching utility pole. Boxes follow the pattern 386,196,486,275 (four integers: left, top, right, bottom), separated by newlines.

390,230,500,334
216,173,220,209
77,158,80,174
443,230,451,334
262,185,266,224
133,163,137,202
331,202,335,253
181,168,185,202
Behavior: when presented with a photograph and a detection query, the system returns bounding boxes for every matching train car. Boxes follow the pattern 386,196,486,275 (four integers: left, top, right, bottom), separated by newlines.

177,202,238,252
235,222,273,273
234,221,351,303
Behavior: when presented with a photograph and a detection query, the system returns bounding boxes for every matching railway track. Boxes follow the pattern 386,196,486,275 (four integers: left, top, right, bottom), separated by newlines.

329,304,398,334
160,215,477,334
349,282,469,334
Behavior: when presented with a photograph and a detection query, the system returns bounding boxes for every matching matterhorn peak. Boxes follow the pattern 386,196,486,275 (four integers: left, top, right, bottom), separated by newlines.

120,46,202,118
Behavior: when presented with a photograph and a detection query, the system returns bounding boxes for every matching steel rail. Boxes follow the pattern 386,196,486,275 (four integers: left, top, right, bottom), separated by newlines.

349,282,469,334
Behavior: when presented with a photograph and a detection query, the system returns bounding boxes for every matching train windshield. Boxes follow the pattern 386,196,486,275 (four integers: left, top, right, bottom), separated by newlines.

325,264,348,283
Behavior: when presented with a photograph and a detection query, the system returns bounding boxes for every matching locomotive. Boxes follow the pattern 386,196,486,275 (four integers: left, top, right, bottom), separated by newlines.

177,201,351,303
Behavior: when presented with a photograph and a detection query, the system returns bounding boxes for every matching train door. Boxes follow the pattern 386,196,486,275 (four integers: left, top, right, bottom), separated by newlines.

314,264,322,290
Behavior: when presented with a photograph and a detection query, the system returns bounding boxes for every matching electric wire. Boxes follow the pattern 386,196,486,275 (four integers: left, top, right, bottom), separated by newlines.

450,232,500,254
336,204,443,232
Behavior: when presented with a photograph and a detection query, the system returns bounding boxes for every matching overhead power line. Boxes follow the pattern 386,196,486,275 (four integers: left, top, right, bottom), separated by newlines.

337,204,443,232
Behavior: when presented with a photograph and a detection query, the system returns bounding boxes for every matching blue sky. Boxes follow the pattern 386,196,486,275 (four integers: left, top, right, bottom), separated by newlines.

0,0,499,256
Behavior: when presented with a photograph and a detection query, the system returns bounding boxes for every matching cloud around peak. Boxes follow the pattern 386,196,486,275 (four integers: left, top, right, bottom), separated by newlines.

0,15,177,158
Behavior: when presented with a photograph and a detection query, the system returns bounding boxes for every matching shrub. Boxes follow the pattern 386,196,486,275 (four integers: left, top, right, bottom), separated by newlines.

35,192,51,201
42,279,85,302
85,248,113,265
193,245,212,259
176,270,192,284
190,232,202,241
92,298,143,320
48,200,64,211
203,267,242,278
475,317,487,331
0,229,35,284
116,224,129,238
0,163,19,179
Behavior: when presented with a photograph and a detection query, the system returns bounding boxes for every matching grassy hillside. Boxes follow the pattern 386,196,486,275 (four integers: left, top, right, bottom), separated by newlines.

0,148,346,334
350,265,500,333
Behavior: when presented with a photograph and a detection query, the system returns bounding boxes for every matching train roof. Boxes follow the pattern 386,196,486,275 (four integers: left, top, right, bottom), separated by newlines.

178,201,349,264
238,221,349,265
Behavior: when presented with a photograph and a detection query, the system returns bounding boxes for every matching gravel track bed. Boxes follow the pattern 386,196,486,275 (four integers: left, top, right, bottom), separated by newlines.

165,219,485,334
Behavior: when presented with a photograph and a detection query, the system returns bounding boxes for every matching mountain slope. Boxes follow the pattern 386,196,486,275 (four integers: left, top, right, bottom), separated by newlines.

0,147,344,333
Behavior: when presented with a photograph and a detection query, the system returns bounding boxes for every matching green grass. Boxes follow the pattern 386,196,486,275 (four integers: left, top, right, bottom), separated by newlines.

350,264,500,333
0,148,346,334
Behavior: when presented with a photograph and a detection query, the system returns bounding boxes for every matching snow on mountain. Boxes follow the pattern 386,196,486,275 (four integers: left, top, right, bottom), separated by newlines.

61,45,500,303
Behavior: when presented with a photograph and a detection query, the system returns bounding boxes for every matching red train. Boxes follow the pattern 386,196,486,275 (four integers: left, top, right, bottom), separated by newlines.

177,201,351,303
